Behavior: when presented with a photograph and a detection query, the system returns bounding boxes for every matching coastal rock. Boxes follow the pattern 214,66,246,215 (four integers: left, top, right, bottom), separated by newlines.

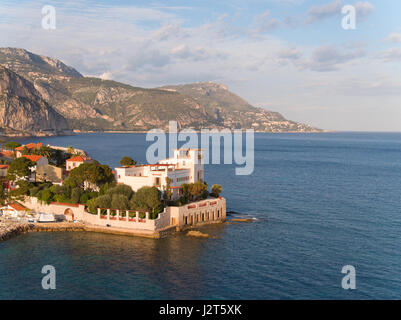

230,218,254,223
186,230,213,238
0,223,34,242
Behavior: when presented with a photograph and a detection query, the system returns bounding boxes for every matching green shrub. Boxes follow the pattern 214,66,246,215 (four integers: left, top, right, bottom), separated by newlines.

129,186,162,213
211,184,222,197
50,185,66,195
71,187,82,203
5,141,21,150
38,189,54,204
120,156,137,166
29,186,40,197
94,194,112,209
107,184,134,199
79,193,89,204
111,194,130,210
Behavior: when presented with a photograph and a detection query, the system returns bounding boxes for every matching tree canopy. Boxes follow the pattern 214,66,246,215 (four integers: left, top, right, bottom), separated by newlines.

68,161,114,188
107,184,134,199
120,156,137,166
130,186,162,213
5,141,21,150
211,184,222,197
6,157,35,181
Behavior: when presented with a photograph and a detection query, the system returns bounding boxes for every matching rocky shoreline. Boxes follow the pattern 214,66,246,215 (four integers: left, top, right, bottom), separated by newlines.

0,222,85,242
0,223,34,242
0,221,179,242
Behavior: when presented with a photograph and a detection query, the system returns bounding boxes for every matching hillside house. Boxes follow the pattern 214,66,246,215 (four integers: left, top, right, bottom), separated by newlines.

66,156,93,171
20,155,49,182
15,142,43,157
0,202,28,219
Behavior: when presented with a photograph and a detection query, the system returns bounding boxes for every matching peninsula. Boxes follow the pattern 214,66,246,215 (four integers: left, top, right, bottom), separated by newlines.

0,142,226,241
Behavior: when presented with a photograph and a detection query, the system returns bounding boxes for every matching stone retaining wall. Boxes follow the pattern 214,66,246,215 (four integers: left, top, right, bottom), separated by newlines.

16,196,226,237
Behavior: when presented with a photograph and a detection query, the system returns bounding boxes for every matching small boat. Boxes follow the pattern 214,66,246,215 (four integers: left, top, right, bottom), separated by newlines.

38,212,55,223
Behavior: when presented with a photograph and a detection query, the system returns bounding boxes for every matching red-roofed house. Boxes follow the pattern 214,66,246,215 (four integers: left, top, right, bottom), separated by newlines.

0,150,14,161
20,155,48,182
66,156,93,171
21,155,48,167
15,142,43,157
0,202,28,218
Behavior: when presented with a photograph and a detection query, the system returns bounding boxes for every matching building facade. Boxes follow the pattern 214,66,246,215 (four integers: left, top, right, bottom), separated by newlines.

66,156,93,171
0,164,9,177
115,149,204,199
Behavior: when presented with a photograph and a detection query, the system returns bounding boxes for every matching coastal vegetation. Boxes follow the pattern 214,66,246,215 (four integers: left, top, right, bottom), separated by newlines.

4,154,165,219
6,157,35,181
65,161,114,188
120,156,137,166
211,184,222,197
87,185,163,219
4,141,21,150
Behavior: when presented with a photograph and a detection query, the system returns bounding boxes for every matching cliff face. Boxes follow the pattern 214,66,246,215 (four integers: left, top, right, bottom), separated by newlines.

0,65,70,136
0,48,322,133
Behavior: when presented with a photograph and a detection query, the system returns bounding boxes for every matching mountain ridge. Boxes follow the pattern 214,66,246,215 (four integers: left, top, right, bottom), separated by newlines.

0,48,322,135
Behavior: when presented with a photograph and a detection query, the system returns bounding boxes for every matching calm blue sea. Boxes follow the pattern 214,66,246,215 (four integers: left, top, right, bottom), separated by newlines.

0,132,400,299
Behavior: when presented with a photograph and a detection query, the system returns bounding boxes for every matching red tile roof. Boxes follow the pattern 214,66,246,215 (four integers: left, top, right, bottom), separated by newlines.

0,165,9,169
8,202,26,211
21,155,43,162
15,142,43,151
67,156,91,162
0,151,14,157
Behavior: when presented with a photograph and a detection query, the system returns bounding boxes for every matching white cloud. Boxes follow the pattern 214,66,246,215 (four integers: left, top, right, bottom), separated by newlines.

279,47,302,60
306,0,342,23
298,45,365,72
377,48,401,63
354,1,375,18
384,32,401,43
306,1,374,24
254,10,281,33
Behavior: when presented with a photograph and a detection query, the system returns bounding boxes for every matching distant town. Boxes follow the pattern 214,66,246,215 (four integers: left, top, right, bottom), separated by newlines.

0,141,226,240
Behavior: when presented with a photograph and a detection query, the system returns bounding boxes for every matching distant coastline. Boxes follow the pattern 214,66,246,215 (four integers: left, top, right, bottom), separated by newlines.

1,128,332,139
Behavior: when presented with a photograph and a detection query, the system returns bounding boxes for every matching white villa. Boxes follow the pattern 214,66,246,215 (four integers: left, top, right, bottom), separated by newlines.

115,149,204,199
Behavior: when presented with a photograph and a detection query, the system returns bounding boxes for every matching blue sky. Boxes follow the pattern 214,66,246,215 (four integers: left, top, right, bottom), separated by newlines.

1,0,401,131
